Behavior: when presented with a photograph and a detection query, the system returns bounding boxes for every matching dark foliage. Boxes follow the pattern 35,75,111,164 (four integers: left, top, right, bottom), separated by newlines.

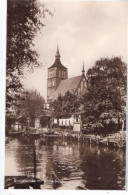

19,90,45,126
51,91,81,118
83,57,126,134
6,0,51,125
7,0,51,73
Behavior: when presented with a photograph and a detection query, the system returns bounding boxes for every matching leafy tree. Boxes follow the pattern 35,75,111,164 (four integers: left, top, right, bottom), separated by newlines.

19,90,45,126
51,91,81,118
7,0,51,72
6,89,45,132
82,57,126,134
6,0,52,125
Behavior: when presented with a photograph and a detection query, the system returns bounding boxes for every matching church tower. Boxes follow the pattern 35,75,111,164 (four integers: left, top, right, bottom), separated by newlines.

47,46,68,102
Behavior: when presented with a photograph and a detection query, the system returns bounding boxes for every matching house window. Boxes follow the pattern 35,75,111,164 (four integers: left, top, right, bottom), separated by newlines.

76,116,78,122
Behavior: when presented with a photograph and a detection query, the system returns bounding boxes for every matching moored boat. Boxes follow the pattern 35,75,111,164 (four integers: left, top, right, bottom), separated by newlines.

5,176,44,189
44,131,59,139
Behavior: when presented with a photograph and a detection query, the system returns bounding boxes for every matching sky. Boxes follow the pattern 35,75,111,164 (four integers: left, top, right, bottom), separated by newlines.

21,0,128,101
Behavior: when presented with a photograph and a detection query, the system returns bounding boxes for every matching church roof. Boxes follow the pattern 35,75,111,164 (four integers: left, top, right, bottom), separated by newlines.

48,59,67,69
50,75,82,100
48,45,67,70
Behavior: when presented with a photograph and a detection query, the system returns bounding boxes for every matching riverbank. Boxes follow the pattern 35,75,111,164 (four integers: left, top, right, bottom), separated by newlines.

40,129,126,149
6,128,126,149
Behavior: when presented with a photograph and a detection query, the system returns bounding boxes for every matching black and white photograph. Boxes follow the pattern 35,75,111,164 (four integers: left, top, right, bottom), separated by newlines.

3,0,127,190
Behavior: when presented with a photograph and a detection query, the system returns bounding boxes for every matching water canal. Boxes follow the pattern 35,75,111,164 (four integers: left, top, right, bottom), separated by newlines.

5,136,126,190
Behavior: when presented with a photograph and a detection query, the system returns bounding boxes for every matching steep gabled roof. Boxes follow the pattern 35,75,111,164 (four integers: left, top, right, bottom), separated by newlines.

50,75,82,100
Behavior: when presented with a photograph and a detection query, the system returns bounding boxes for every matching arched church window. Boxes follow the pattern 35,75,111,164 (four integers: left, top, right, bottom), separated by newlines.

52,70,54,77
51,79,52,86
54,69,56,76
81,81,84,91
59,70,61,78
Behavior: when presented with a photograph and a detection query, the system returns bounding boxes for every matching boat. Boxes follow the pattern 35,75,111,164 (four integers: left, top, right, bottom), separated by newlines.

76,185,87,190
28,127,40,136
44,132,59,139
5,144,44,189
7,131,24,136
28,132,40,136
52,173,62,189
99,138,108,146
5,176,44,189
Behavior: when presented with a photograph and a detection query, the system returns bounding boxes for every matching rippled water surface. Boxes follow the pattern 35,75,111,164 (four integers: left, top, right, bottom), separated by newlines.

5,137,126,190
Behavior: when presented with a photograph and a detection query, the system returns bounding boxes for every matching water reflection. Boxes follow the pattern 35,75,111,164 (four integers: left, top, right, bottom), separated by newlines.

5,137,125,190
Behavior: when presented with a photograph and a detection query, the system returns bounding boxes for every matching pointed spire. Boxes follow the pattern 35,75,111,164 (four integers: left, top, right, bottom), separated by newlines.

55,44,61,60
57,44,59,52
82,62,85,75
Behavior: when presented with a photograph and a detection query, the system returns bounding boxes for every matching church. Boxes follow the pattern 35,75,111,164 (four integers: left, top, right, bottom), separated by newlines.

47,46,87,103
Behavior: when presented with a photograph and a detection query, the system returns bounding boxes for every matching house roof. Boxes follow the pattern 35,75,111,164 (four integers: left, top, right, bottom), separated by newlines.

74,110,86,115
50,75,82,100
